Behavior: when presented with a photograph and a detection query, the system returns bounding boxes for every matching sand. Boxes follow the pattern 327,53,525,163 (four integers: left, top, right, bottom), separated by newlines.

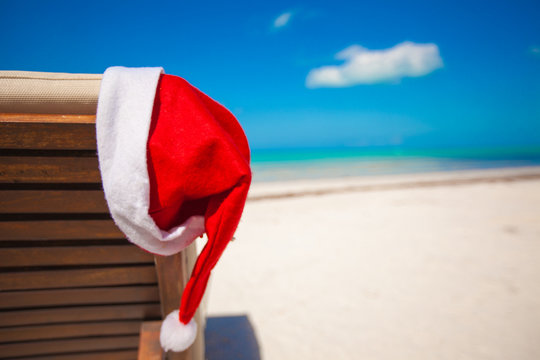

205,167,540,360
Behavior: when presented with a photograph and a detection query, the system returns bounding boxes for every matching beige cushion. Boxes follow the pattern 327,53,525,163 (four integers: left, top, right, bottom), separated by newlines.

0,70,102,115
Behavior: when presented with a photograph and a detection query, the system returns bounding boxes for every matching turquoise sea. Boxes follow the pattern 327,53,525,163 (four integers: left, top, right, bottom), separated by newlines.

250,147,540,182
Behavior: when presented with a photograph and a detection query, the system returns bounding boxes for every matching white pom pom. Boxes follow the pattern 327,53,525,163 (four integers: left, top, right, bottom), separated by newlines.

160,310,197,352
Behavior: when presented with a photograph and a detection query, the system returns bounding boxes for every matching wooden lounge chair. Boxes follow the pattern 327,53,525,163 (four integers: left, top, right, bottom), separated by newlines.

0,71,205,360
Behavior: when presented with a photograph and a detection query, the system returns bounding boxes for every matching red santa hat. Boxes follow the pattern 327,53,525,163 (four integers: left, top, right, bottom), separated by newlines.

96,67,251,352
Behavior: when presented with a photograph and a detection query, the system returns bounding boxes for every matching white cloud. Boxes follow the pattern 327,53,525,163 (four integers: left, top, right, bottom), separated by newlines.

273,12,292,29
306,41,443,88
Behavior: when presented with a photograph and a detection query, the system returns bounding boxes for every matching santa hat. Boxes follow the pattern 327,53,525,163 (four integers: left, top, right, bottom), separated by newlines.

96,67,251,352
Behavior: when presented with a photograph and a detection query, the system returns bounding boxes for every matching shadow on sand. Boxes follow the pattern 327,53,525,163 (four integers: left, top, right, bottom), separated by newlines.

205,315,261,360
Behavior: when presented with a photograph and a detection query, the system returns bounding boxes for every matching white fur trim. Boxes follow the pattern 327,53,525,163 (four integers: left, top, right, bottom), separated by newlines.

96,67,205,256
160,310,197,352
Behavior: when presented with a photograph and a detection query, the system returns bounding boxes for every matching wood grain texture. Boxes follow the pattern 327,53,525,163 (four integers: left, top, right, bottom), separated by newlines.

0,220,123,241
0,320,141,343
0,286,160,309
0,156,100,183
138,321,164,360
0,113,96,124
0,122,96,150
0,245,153,267
0,303,161,327
0,190,107,213
0,265,157,291
0,335,138,358
15,350,138,360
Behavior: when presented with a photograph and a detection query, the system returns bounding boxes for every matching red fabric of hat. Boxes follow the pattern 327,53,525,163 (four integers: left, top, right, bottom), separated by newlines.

148,74,251,324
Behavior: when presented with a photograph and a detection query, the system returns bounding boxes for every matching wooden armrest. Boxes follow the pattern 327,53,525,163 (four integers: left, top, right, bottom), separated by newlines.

138,322,163,360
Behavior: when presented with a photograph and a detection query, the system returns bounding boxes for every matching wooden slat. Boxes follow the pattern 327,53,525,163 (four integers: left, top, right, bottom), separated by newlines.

0,113,96,124
0,335,138,358
0,286,158,309
0,190,107,213
0,286,160,309
0,121,96,150
0,220,123,241
0,320,141,343
0,156,100,183
0,303,160,327
21,350,138,360
138,321,163,360
15,350,137,360
0,245,153,267
0,266,157,291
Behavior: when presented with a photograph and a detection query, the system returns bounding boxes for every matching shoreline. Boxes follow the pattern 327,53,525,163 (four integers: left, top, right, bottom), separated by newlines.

248,165,540,201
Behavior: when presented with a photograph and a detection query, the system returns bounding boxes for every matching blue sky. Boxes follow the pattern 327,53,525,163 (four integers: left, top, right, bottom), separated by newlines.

1,0,539,150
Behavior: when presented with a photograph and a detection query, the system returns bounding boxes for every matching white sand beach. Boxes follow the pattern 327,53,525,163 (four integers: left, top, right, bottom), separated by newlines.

206,167,540,360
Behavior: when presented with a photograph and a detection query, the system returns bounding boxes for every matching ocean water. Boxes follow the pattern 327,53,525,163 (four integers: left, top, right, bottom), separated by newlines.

250,147,540,182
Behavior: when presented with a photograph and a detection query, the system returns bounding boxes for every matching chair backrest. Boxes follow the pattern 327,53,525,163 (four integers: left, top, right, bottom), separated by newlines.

0,70,205,360
0,112,163,359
